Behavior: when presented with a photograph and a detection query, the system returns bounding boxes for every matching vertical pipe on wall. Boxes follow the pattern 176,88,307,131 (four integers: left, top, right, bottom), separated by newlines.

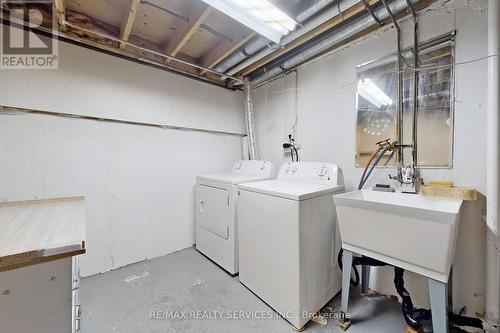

410,7,418,171
487,0,500,237
244,81,259,160
382,0,404,166
487,0,500,324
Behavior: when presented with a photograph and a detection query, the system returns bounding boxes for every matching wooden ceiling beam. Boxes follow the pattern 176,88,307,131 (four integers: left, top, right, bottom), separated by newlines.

164,6,212,64
200,32,256,75
54,0,66,29
62,28,225,87
119,0,141,49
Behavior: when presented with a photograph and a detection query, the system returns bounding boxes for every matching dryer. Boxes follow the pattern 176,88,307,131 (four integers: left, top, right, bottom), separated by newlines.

195,160,274,275
237,162,345,330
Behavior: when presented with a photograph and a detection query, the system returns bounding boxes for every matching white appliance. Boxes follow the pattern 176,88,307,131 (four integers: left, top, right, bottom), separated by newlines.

196,160,274,275
237,162,345,330
238,162,344,330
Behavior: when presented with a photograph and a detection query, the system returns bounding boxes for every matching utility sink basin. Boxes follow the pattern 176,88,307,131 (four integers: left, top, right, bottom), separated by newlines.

333,190,463,282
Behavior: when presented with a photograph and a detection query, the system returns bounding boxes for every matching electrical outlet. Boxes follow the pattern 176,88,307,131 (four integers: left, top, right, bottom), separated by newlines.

283,143,301,154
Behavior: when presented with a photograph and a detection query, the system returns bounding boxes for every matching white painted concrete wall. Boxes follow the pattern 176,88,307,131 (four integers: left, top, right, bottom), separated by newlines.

0,32,244,277
253,0,497,321
0,29,244,134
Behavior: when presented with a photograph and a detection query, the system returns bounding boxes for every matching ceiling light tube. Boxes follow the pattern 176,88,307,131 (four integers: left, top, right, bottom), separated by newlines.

202,0,297,44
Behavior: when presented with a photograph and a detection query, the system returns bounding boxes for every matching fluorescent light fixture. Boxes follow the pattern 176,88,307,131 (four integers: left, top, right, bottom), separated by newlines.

202,0,297,44
357,78,393,108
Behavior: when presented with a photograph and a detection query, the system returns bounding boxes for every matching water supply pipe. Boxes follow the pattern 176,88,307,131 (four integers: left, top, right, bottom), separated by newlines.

407,0,419,174
244,81,259,160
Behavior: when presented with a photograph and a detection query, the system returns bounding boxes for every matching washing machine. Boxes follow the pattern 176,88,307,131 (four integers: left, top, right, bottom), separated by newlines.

237,162,345,330
195,160,274,275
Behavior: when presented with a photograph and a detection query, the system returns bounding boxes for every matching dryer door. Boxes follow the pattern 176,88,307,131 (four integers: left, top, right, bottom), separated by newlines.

196,185,229,239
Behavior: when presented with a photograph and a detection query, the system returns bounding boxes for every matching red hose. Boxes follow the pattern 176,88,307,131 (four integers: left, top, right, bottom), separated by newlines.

358,148,380,189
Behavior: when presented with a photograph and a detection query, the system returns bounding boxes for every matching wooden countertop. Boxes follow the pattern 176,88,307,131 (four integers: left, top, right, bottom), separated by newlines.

0,196,86,272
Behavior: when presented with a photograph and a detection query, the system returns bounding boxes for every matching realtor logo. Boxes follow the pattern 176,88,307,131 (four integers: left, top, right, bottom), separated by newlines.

1,0,58,69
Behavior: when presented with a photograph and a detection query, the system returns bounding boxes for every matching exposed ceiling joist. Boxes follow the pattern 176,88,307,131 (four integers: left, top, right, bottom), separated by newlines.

164,6,212,64
54,0,65,29
119,0,141,49
62,23,230,87
200,32,256,75
2,0,437,88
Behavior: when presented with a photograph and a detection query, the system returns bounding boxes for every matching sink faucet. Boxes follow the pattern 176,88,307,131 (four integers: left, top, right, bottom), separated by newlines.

390,164,422,193
389,143,424,194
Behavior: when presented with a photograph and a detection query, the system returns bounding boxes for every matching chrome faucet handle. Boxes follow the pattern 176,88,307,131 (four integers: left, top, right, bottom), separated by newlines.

401,166,414,184
389,173,402,184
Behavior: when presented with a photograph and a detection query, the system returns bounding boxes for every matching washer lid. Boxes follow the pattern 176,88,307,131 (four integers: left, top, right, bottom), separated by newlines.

197,173,272,185
238,180,345,201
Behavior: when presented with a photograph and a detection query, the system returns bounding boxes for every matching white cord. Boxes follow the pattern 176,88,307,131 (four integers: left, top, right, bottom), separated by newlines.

261,52,500,94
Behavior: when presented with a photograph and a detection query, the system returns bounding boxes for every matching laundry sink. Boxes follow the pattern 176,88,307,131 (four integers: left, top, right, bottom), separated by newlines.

333,190,463,282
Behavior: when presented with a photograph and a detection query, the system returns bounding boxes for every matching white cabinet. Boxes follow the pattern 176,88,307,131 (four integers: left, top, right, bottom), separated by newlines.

0,197,86,333
0,257,82,333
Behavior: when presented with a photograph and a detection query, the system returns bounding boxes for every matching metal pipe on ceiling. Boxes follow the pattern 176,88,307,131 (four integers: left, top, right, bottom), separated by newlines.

224,0,362,77
296,0,337,23
362,0,383,25
214,0,360,74
250,0,414,87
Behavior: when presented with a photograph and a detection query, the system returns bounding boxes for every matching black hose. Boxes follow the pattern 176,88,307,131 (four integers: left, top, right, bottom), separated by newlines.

282,142,299,162
336,252,484,330
292,145,299,162
448,312,484,329
337,250,388,287
394,267,431,330
337,249,360,286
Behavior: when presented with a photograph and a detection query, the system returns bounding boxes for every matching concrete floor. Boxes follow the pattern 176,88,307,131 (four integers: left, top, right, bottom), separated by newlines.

80,247,410,333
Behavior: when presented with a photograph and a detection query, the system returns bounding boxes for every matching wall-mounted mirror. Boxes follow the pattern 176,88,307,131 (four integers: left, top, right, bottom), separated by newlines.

355,33,455,168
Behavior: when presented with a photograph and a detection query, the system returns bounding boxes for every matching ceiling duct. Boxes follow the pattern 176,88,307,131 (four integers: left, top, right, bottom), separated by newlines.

213,0,355,74
249,0,414,87
244,81,259,160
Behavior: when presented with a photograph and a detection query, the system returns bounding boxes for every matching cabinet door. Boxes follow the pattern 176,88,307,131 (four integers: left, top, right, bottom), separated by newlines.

0,258,72,333
196,185,229,239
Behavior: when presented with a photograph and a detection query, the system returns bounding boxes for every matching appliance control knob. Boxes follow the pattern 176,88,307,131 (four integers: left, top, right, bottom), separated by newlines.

291,166,298,173
319,166,328,177
235,162,242,170
260,162,266,170
284,165,291,173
